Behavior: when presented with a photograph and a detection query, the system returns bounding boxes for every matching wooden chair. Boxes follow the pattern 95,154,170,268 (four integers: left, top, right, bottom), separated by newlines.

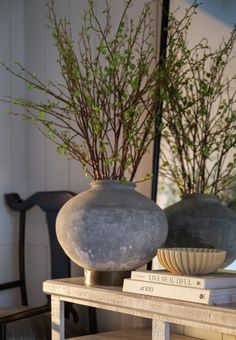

0,191,97,339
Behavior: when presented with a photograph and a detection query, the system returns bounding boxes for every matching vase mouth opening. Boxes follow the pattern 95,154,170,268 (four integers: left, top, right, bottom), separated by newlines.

91,180,136,189
181,193,219,202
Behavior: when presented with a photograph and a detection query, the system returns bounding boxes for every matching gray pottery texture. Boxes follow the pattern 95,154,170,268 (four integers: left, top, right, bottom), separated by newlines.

56,180,168,271
164,194,236,267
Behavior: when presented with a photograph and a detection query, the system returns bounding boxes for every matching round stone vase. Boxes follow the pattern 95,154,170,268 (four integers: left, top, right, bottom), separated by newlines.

56,180,168,285
164,194,236,267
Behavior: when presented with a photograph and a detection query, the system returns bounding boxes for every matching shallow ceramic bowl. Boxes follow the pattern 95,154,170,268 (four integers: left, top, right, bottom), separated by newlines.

157,248,226,275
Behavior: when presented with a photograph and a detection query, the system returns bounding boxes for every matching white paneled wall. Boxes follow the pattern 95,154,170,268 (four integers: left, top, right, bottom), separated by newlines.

0,0,26,307
0,0,154,331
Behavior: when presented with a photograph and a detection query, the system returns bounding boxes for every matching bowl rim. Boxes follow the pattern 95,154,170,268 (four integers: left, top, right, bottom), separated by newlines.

157,248,226,254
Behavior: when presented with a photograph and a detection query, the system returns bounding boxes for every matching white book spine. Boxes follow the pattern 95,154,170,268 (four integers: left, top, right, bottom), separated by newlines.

131,271,205,288
123,279,211,304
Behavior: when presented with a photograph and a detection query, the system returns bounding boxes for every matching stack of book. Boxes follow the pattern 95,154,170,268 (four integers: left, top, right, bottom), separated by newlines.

122,270,236,305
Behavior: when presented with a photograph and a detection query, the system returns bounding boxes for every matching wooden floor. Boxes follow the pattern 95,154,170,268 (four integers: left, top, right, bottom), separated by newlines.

68,328,200,340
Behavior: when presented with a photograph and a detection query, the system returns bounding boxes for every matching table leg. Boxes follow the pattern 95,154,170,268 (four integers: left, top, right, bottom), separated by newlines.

152,319,170,340
51,295,65,340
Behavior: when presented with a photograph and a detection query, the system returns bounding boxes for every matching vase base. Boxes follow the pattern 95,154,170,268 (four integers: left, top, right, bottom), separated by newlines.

84,269,131,286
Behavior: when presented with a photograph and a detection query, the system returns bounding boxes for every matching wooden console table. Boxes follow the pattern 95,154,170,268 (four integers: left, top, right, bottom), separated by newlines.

43,277,236,340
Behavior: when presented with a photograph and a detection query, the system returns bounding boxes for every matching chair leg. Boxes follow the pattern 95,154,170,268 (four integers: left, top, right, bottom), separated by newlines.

0,321,6,340
88,307,97,334
65,302,79,323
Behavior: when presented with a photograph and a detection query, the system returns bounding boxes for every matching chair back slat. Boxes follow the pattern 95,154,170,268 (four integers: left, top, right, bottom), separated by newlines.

3,191,98,334
4,191,76,307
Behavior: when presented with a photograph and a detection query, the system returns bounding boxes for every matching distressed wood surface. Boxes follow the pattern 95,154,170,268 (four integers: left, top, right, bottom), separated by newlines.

67,328,200,339
152,319,170,340
51,295,64,340
43,277,236,338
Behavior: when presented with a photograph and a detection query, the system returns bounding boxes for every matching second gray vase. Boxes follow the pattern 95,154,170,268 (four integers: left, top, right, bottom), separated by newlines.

164,193,236,267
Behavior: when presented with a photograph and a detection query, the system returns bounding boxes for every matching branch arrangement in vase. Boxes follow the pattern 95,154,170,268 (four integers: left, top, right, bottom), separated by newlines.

0,0,198,184
160,13,236,195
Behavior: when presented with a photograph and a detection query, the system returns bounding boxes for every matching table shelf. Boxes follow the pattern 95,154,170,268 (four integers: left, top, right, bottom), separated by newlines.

68,328,200,339
43,277,236,340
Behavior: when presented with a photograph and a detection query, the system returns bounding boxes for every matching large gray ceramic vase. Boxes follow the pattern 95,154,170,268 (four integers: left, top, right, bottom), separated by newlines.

56,180,168,285
164,193,236,267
